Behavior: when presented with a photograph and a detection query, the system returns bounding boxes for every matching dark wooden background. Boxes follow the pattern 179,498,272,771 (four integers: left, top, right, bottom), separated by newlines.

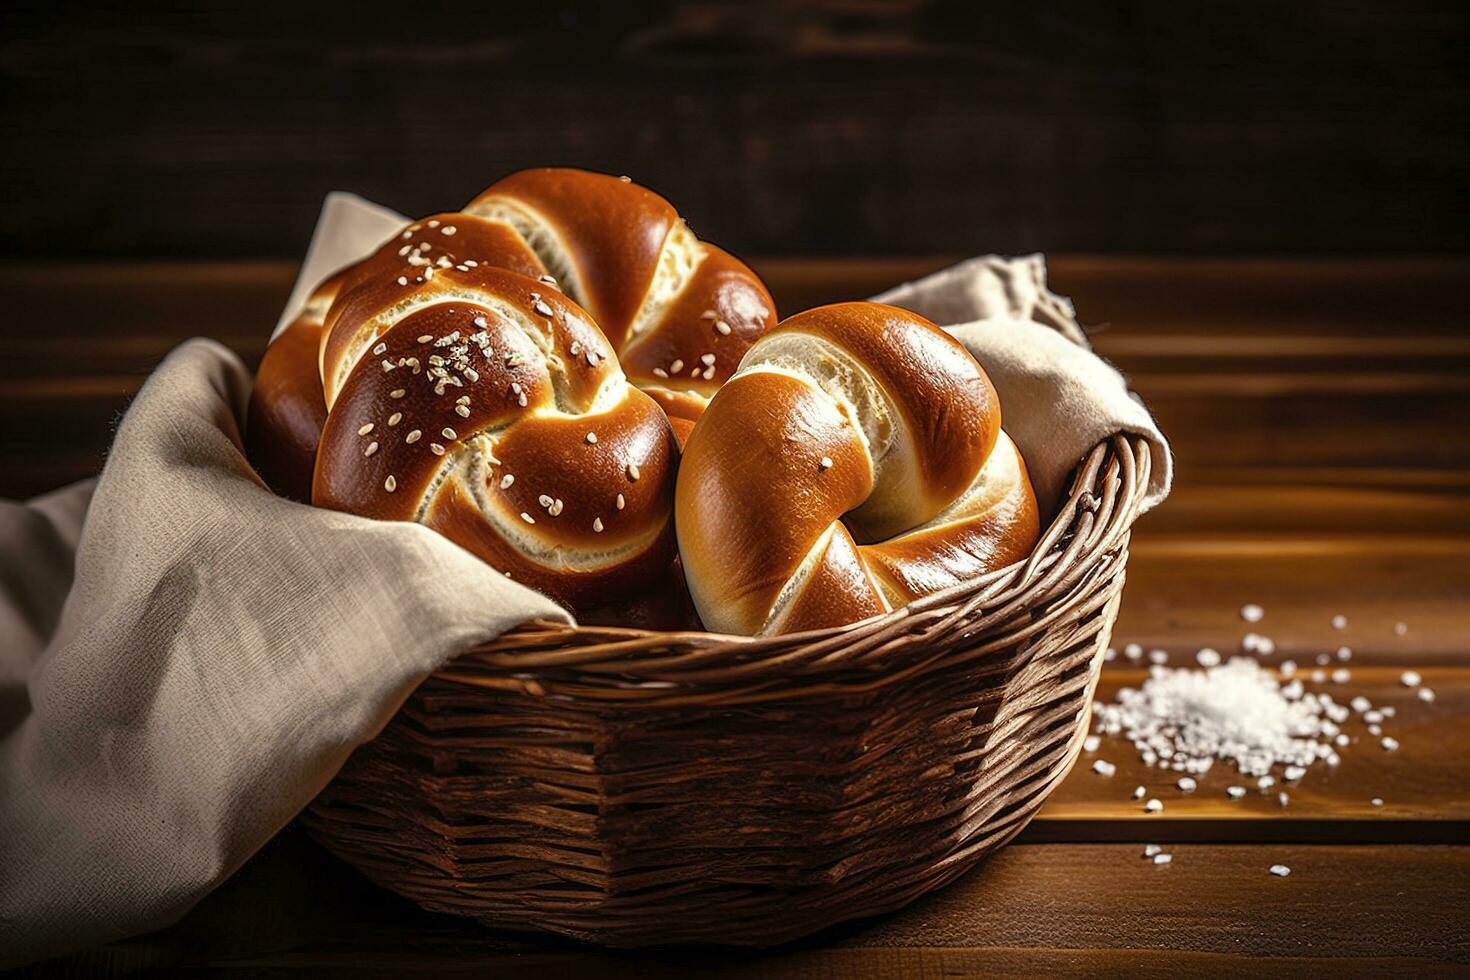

2,0,1468,259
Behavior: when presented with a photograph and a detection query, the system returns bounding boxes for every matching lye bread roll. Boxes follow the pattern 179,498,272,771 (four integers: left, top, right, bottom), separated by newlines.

676,302,1040,636
251,216,679,609
465,169,777,444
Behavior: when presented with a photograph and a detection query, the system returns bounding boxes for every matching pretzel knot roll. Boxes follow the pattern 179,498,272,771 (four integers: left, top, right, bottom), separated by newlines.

676,302,1041,636
464,168,777,444
307,221,679,609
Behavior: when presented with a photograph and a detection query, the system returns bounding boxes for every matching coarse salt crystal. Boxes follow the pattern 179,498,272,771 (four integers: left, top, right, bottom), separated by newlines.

1083,735,1101,752
1400,670,1422,687
1149,649,1169,664
1144,844,1163,857
1331,615,1347,630
1092,760,1116,777
1227,786,1247,799
1177,776,1197,792
1196,648,1221,668
1269,864,1291,877
1394,622,1408,636
1241,603,1264,623
1337,646,1352,661
1381,736,1399,751
1371,797,1384,806
1133,785,1146,800
1418,688,1436,703
1124,643,1143,661
1153,853,1173,865
1331,669,1351,684
1145,799,1164,813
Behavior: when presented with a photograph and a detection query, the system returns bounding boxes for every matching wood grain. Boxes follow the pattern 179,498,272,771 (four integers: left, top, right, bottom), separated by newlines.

1035,668,1470,838
4,257,1470,498
3,3,1467,258
21,830,1468,975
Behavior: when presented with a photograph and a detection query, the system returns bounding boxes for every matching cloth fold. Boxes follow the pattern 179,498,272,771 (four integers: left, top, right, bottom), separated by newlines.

0,194,1169,968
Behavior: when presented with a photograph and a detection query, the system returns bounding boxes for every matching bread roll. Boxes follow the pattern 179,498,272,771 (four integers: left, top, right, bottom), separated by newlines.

676,302,1040,636
464,168,776,443
252,212,680,609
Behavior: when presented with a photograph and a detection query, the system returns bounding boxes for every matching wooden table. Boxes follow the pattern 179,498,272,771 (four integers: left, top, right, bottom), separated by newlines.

5,258,1468,975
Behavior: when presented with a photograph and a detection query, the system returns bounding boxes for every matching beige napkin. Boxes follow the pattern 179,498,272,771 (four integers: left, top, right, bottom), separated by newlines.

0,196,1169,968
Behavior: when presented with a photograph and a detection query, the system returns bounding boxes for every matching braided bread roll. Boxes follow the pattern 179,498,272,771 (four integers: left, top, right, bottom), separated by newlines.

464,168,777,443
252,213,679,609
676,303,1040,636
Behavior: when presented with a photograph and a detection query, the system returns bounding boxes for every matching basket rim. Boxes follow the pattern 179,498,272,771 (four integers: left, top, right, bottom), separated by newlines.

435,431,1149,690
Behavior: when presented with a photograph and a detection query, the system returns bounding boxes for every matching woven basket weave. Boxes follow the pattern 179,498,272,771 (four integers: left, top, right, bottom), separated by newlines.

303,427,1151,946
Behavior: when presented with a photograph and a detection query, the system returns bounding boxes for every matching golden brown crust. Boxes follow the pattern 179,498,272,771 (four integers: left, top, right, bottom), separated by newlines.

464,169,776,426
244,275,342,501
676,302,1038,636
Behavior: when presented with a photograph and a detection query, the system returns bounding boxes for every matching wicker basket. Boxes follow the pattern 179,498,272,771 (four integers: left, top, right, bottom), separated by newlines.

303,428,1151,946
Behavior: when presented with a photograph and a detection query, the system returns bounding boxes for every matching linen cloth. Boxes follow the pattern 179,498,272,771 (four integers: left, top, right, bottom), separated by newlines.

0,194,1170,967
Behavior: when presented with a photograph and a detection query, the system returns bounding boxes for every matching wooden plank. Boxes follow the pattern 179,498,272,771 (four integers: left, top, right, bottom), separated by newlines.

25,832,1469,974
1034,668,1470,839
4,3,1469,257
5,258,1470,498
1113,535,1470,666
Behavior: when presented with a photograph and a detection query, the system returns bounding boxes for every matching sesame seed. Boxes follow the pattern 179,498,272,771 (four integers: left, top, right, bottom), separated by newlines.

500,474,514,489
520,512,536,524
652,367,669,378
669,358,684,374
384,475,397,492
703,365,716,379
388,413,402,426
427,219,440,228
586,432,597,444
456,395,470,404
626,463,640,481
1269,864,1291,877
423,267,434,280
700,309,717,320
473,316,488,328
442,225,456,235
549,499,564,517
400,230,412,240
533,300,553,317
593,517,604,533
586,351,599,367
390,389,406,399
406,430,421,444
430,443,444,455
570,341,582,356
518,392,528,406
820,456,833,470
716,320,732,335
1394,621,1409,635
616,493,625,510
700,353,716,366
442,427,456,440
364,441,378,457
455,405,470,417
538,494,553,508
358,423,374,436
397,276,408,286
